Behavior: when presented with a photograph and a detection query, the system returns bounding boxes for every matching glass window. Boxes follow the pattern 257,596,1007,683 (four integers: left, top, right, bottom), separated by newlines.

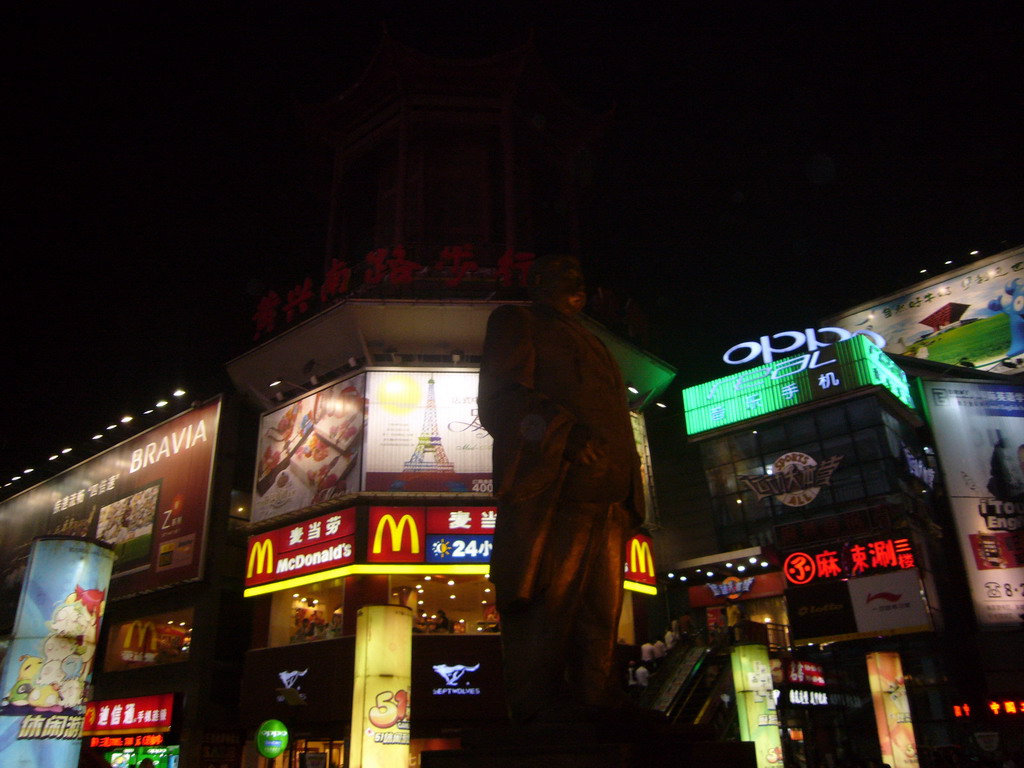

853,427,886,462
269,578,346,647
701,438,733,470
829,464,866,504
785,414,817,445
103,608,193,672
757,423,787,453
815,405,848,437
730,432,759,462
846,397,881,429
390,574,497,635
707,464,738,497
862,460,895,496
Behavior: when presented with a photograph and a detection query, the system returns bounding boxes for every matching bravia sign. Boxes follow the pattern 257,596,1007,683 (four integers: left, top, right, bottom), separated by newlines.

683,335,914,436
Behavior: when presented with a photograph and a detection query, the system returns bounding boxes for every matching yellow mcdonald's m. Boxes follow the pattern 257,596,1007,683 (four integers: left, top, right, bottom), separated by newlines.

629,537,655,579
373,513,420,555
122,620,158,652
247,538,275,579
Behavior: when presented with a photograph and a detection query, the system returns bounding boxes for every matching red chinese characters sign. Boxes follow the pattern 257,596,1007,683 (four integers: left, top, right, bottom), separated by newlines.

245,508,357,589
83,694,174,735
783,536,917,585
252,245,536,340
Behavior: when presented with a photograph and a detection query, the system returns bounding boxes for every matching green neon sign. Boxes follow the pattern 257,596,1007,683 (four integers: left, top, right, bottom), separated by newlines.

683,335,914,435
257,719,289,758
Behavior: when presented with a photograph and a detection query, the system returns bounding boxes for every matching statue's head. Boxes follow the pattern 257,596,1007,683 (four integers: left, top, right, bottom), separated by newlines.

529,254,586,316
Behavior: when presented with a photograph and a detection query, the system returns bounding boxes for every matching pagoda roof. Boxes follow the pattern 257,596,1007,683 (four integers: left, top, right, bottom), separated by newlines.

304,32,609,153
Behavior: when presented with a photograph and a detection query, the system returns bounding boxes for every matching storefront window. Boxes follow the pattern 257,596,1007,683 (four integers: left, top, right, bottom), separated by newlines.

103,608,192,672
390,573,498,634
269,578,346,647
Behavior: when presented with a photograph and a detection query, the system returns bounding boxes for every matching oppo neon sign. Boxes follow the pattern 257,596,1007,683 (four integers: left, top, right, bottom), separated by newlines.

725,328,886,366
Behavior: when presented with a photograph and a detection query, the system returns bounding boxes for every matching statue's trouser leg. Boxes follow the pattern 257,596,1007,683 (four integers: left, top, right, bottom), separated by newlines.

499,502,631,725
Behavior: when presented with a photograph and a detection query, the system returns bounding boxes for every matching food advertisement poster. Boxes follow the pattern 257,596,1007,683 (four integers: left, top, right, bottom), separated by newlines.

825,246,1024,371
919,380,1024,628
867,651,920,768
363,371,492,493
0,400,220,629
0,537,115,768
252,376,366,522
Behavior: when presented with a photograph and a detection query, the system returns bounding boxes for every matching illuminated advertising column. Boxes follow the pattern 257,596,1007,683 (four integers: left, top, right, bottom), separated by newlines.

0,536,115,768
867,652,919,768
730,644,785,768
349,605,412,768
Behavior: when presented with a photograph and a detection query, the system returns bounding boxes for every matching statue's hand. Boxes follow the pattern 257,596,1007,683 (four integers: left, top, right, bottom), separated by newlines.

577,440,603,465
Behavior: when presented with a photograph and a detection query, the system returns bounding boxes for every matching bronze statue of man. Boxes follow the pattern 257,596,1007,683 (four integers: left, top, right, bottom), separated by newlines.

478,254,645,727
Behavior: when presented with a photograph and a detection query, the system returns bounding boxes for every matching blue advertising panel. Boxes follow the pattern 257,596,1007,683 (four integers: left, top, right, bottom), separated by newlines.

425,534,494,564
0,537,115,768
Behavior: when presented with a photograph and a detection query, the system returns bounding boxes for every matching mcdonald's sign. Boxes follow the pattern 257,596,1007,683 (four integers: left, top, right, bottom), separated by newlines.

245,507,357,590
625,534,656,588
248,539,275,580
122,620,159,656
368,508,425,563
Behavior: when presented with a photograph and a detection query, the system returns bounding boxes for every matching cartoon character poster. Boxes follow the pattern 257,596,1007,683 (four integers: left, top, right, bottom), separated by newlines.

826,246,1024,372
0,536,114,767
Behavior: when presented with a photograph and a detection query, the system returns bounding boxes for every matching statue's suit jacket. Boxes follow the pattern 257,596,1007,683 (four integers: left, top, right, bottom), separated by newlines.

478,302,645,610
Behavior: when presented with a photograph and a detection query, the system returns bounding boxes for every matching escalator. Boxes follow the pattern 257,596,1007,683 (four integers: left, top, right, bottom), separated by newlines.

639,641,738,741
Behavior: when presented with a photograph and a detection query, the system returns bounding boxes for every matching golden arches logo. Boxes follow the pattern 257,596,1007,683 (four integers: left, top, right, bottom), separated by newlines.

122,620,158,652
247,539,275,578
629,538,655,578
373,514,420,555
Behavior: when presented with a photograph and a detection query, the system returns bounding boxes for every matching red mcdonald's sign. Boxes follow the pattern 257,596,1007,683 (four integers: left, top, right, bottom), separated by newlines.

367,507,425,563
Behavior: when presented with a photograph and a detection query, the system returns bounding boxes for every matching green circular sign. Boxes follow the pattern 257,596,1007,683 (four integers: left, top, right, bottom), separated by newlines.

256,719,289,758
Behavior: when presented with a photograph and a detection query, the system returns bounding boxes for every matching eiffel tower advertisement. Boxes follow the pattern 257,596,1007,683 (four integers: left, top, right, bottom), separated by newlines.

364,371,493,492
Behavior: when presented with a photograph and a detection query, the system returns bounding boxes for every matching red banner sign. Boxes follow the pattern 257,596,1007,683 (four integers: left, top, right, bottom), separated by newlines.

782,536,917,585
368,507,425,563
245,507,357,588
83,694,174,735
624,534,656,586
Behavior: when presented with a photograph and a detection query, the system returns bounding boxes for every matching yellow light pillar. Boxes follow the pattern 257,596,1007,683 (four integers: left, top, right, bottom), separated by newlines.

349,604,413,768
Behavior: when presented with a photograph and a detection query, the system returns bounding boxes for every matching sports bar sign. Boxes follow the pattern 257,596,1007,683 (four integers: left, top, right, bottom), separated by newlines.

683,335,914,436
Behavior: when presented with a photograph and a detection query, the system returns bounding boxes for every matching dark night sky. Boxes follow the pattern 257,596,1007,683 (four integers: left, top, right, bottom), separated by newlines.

3,2,1023,490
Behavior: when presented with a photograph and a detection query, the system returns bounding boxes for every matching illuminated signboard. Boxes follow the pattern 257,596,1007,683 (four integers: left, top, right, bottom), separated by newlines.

624,533,657,595
740,452,844,507
786,660,826,687
825,245,1024,371
789,569,932,646
252,376,366,523
364,371,493,493
431,662,482,696
0,401,221,621
0,538,115,768
101,744,177,768
919,379,1024,629
83,694,175,735
954,701,1024,717
782,536,917,585
788,689,829,706
350,606,412,768
867,651,919,768
683,335,914,436
730,644,784,768
245,508,357,590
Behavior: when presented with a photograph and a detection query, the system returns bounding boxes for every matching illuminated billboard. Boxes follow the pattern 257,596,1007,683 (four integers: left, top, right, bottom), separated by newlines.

251,371,495,523
364,371,493,493
867,652,920,768
0,537,115,767
252,376,366,522
919,380,1024,628
0,400,221,627
683,335,914,435
350,605,412,768
825,245,1024,371
730,644,784,768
